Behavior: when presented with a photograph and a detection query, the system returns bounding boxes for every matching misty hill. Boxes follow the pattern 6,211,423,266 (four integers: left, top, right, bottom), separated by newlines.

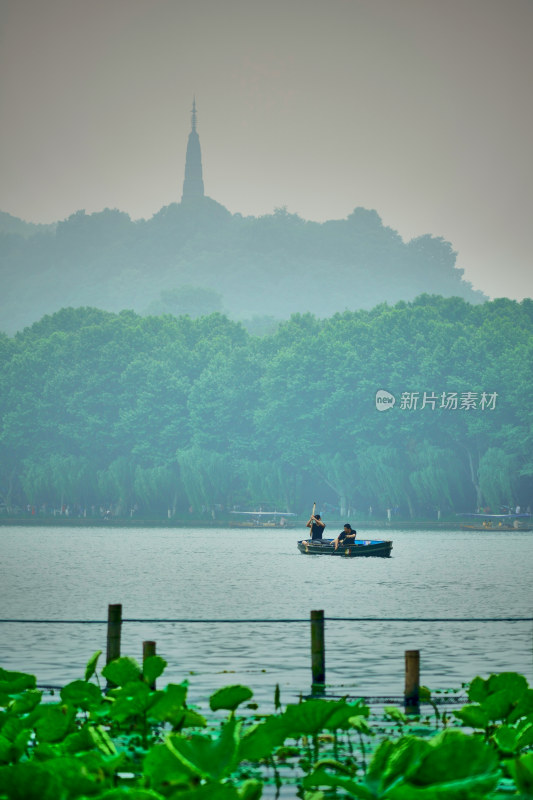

0,210,56,238
0,197,486,334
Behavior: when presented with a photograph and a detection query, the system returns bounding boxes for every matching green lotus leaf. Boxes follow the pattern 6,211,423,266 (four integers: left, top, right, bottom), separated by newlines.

349,715,373,736
33,704,77,743
359,730,500,799
0,761,61,800
492,724,521,755
13,731,30,763
165,716,241,781
467,676,490,704
61,727,97,755
400,728,500,797
487,672,529,697
0,669,36,696
384,706,408,724
454,704,490,730
280,699,348,737
108,682,155,722
142,655,167,687
374,736,431,791
324,700,370,732
238,778,263,800
40,754,108,796
31,743,57,761
60,679,102,710
209,684,254,712
102,657,142,687
164,784,241,800
173,709,208,730
238,715,290,762
1,716,27,743
0,718,32,762
9,689,42,716
60,722,116,756
75,748,127,779
0,735,12,765
148,682,188,725
363,738,412,796
482,689,518,722
506,751,533,796
467,672,530,724
508,689,533,723
516,719,533,750
84,650,102,682
143,741,195,792
493,719,533,755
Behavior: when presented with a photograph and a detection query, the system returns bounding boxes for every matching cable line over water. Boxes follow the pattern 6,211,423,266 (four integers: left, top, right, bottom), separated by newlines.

0,616,531,624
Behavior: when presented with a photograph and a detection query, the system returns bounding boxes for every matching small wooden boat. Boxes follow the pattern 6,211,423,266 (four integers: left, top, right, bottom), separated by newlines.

297,538,393,557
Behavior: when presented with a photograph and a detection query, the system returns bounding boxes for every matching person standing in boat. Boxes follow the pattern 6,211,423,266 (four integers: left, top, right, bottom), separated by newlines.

306,513,326,541
333,523,357,550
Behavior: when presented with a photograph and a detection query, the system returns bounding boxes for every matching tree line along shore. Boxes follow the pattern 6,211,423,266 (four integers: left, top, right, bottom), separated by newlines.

1,295,532,519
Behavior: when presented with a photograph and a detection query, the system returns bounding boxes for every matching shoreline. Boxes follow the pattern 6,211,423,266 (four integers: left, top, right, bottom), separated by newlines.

0,516,473,530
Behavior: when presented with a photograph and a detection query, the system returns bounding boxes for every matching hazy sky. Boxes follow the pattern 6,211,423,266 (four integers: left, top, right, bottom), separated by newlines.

1,0,532,300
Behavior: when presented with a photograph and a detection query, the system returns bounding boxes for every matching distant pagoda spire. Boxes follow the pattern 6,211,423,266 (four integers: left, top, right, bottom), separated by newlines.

181,97,205,201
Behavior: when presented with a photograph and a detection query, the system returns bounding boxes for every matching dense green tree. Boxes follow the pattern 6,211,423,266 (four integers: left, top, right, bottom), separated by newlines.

237,459,305,510
0,298,532,517
117,356,191,465
20,455,95,510
188,348,262,454
97,456,136,516
134,463,182,516
144,286,224,318
176,447,236,512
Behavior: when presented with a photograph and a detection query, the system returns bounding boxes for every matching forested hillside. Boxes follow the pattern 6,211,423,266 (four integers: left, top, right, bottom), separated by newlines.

1,296,531,518
0,210,56,238
0,200,485,334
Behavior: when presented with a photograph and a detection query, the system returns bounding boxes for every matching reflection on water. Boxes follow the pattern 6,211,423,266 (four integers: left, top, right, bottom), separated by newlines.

1,526,532,706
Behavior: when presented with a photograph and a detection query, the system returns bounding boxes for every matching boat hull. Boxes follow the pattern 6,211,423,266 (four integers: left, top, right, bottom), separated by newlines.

297,538,393,557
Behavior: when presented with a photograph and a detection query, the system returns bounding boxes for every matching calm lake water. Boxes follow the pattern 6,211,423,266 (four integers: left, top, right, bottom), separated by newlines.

1,526,532,708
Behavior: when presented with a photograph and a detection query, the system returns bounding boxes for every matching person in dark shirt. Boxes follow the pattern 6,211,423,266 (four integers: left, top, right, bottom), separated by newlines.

305,513,326,541
334,523,357,550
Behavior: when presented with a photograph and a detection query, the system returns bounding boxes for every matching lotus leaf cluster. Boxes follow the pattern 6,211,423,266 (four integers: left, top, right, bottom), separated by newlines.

0,656,532,799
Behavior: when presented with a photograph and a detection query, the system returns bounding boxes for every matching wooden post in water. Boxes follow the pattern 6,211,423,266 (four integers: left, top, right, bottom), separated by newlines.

105,604,122,690
311,609,325,687
143,640,157,690
106,604,122,665
404,649,420,714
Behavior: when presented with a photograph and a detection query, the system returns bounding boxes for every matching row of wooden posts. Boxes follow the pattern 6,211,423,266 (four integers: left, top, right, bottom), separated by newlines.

106,604,421,712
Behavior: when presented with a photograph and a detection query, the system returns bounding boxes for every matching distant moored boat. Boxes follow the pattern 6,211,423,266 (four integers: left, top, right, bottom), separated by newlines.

230,510,297,528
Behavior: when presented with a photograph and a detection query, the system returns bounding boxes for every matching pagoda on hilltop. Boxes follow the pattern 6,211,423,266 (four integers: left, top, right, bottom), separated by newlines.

181,98,205,201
